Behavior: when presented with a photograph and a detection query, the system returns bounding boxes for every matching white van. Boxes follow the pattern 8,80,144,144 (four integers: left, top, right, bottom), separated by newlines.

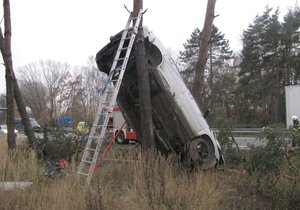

96,27,224,169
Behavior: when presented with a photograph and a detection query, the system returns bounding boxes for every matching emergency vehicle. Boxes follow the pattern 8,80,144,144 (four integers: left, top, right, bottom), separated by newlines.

106,105,138,144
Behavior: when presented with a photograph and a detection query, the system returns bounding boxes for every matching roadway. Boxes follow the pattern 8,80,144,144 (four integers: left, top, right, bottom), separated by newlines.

16,127,292,149
229,127,292,149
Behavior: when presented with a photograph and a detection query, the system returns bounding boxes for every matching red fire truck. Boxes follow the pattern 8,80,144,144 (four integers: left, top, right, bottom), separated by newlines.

107,105,138,144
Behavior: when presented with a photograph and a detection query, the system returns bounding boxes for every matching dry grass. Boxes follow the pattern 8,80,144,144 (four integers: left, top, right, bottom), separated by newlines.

0,136,85,210
84,150,226,210
1,136,299,210
0,136,38,182
0,138,226,210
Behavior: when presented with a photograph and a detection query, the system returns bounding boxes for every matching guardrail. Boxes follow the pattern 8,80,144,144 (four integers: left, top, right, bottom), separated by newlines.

212,127,291,135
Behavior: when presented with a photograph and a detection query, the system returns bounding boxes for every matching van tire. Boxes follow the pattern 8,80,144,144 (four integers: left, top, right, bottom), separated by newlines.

188,137,216,169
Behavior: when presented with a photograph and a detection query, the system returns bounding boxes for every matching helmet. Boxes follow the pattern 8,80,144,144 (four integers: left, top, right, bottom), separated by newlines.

292,115,298,120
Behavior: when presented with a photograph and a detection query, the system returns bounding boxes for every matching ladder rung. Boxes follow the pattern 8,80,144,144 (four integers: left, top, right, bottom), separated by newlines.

89,136,100,139
82,160,93,164
97,113,106,116
101,102,110,105
96,115,109,119
102,91,113,95
77,172,89,176
92,124,102,128
125,26,134,31
119,47,129,51
85,148,96,152
94,123,106,126
110,79,118,83
115,57,125,61
122,37,131,41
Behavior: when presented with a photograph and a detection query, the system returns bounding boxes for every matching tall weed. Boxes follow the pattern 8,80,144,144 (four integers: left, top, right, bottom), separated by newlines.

1,133,300,210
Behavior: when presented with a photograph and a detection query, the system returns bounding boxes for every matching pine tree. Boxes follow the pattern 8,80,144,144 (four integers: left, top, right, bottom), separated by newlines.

239,5,300,124
179,25,233,110
179,28,200,87
281,6,300,85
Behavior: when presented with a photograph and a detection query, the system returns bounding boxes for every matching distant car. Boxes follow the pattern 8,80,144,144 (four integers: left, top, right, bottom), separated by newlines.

76,122,89,135
0,124,18,136
15,118,41,132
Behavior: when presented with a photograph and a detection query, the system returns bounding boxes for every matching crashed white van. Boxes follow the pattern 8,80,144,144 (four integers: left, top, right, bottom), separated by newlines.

96,27,224,169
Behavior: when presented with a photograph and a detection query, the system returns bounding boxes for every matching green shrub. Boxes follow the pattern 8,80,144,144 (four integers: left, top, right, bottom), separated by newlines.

212,110,246,169
229,174,300,210
35,127,87,162
243,126,286,175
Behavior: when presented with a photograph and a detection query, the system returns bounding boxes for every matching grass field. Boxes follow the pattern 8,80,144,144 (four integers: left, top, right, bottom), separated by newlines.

1,135,300,209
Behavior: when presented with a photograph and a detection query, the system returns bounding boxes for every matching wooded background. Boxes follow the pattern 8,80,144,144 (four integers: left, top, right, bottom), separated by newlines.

0,6,299,128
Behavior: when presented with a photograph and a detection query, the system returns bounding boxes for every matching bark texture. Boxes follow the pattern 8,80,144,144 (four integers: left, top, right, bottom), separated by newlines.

133,0,155,151
0,0,36,149
0,0,15,150
192,0,217,104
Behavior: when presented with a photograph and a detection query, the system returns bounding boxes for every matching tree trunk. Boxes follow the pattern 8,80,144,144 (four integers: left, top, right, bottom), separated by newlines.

0,0,15,150
192,0,216,104
133,0,155,151
12,69,36,148
4,57,15,150
209,44,213,108
0,0,36,149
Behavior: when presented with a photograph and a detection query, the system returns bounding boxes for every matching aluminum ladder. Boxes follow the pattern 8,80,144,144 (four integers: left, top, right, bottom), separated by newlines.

77,9,143,187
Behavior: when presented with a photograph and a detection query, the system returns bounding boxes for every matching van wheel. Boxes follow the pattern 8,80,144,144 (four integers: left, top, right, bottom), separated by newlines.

188,138,216,169
115,131,127,144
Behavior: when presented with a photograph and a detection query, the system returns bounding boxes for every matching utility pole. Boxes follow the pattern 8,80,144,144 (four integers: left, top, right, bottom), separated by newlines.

133,0,155,151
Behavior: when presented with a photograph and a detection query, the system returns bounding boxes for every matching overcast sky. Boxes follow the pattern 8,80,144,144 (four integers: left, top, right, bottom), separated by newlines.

0,0,298,94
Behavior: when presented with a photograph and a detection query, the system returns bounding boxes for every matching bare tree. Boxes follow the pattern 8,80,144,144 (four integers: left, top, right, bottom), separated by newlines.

17,60,72,122
38,60,71,120
12,68,37,147
18,64,48,120
17,59,104,125
73,56,105,122
0,0,36,149
57,74,84,117
192,0,217,104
